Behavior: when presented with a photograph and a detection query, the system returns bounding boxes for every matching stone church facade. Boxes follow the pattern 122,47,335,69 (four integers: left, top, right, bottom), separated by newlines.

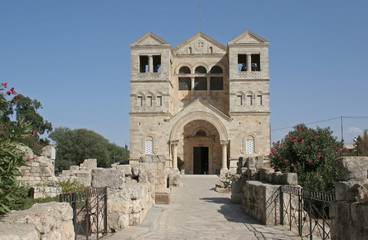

129,31,270,174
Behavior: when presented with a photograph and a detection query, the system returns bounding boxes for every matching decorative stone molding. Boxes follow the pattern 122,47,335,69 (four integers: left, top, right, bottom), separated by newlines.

238,71,261,79
137,73,161,80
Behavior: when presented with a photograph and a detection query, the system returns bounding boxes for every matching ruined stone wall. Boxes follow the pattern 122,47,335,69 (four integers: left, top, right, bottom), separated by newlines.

18,145,57,185
0,202,74,240
58,158,98,186
330,156,368,240
231,157,298,225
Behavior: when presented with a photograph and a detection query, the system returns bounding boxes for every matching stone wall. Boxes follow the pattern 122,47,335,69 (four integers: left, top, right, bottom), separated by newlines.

330,156,368,240
231,157,298,225
58,158,98,186
18,146,57,185
0,202,74,240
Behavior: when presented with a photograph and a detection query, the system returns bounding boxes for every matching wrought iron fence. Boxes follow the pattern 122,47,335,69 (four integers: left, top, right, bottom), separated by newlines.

59,187,108,240
280,185,335,240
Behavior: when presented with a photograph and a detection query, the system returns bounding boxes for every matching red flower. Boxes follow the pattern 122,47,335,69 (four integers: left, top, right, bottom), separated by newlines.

269,153,272,157
284,159,288,162
323,149,325,151
297,162,300,165
291,163,294,167
326,134,329,137
339,148,342,151
301,139,304,144
298,128,302,133
4,82,7,88
308,160,312,164
6,91,11,95
33,157,36,160
13,91,17,95
346,149,349,152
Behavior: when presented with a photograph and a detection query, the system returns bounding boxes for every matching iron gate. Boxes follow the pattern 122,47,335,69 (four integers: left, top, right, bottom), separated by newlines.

59,187,108,240
280,185,335,240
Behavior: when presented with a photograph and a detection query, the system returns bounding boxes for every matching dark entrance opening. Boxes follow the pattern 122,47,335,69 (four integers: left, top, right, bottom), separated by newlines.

193,147,209,174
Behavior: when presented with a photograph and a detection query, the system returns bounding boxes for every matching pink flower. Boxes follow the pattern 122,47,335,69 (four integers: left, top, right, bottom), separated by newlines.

324,156,327,159
339,148,342,152
308,160,312,164
6,91,11,95
346,149,349,152
323,149,325,151
33,157,36,160
4,82,7,88
301,139,304,144
284,159,288,162
291,163,294,167
309,130,311,134
326,134,329,137
297,162,300,165
13,91,17,95
298,128,302,133
269,153,272,157
271,149,275,153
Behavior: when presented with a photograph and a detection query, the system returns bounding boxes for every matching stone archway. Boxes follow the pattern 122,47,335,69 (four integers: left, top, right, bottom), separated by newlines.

169,111,229,174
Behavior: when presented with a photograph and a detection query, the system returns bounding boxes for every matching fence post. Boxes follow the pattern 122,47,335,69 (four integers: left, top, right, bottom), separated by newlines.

280,188,284,225
72,192,77,240
104,187,108,235
298,189,302,237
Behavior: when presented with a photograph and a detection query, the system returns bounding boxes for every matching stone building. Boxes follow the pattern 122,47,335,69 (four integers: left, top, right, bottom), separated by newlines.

129,31,270,175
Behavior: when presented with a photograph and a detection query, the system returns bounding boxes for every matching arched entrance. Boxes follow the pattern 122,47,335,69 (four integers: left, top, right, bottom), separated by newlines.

169,111,229,174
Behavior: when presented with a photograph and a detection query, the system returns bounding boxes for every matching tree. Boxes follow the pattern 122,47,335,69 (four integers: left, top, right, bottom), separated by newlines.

50,127,129,171
269,124,350,192
353,130,368,156
0,82,33,214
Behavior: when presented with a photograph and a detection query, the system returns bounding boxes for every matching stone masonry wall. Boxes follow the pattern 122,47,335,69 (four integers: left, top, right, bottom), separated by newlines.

18,146,57,185
58,158,98,186
231,157,298,225
0,202,74,240
330,156,368,240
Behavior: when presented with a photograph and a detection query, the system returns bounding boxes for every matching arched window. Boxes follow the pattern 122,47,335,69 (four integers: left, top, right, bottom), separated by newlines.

210,66,223,74
195,130,207,137
246,136,255,154
179,66,191,74
195,66,207,74
145,137,153,154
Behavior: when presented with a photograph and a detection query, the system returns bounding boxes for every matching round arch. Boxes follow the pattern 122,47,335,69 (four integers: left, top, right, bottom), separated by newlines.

169,111,229,141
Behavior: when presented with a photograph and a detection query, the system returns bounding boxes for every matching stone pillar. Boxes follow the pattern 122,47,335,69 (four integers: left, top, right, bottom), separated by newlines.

247,54,252,72
220,140,229,176
148,55,153,73
171,140,179,170
206,76,210,99
191,77,195,98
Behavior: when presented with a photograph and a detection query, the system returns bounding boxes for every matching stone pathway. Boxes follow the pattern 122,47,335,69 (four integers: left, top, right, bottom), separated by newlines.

137,175,301,240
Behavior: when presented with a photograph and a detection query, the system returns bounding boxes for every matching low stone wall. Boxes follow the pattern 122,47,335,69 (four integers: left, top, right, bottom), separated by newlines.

32,186,62,199
0,202,74,240
59,158,98,186
18,146,57,185
330,156,368,240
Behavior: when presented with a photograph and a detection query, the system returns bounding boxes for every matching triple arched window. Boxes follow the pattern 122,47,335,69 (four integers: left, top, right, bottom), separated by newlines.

178,65,224,91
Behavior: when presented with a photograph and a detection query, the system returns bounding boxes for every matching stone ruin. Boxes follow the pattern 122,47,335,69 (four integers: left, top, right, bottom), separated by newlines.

330,156,368,240
0,146,181,239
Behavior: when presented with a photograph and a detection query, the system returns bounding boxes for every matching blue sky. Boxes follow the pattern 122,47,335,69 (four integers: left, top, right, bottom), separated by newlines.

1,0,367,147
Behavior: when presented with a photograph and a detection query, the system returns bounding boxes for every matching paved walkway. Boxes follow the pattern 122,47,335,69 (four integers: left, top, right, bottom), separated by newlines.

133,175,300,240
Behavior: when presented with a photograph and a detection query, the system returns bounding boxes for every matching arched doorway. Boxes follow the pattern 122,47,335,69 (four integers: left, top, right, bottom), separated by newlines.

169,111,229,175
182,120,221,174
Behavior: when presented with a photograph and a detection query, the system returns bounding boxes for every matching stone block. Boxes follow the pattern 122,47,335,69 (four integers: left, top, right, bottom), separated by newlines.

91,169,125,189
335,156,368,182
283,173,298,185
155,192,170,204
245,157,255,168
259,167,273,182
117,165,132,176
0,223,39,240
69,166,79,171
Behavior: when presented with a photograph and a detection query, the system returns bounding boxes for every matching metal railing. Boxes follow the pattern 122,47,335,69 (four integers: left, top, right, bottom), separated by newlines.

59,187,108,240
280,185,335,240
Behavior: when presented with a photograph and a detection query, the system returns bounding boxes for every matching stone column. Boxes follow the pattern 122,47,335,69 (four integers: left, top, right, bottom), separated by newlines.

191,77,195,98
148,55,153,73
171,140,179,170
220,140,229,176
206,76,210,99
247,54,252,72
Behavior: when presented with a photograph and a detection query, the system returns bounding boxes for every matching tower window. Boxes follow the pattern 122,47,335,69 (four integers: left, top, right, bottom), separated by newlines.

179,77,191,90
137,96,143,106
238,54,247,72
145,139,153,154
257,95,262,105
140,56,149,73
157,96,162,106
247,95,253,105
251,54,260,71
194,77,207,90
237,95,243,106
147,96,152,106
246,137,255,154
153,55,161,73
195,130,207,137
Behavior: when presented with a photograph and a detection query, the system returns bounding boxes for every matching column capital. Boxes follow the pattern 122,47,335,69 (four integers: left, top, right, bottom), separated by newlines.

220,140,229,146
171,140,179,146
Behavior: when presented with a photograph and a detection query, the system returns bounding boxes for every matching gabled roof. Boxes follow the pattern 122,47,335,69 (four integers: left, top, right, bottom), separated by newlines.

170,97,231,123
228,30,269,45
174,32,227,53
130,32,171,48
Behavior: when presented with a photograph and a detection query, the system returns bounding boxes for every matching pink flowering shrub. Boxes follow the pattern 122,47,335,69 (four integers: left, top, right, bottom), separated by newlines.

269,124,349,192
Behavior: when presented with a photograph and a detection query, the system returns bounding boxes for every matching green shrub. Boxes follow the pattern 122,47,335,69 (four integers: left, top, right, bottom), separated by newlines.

269,124,350,192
